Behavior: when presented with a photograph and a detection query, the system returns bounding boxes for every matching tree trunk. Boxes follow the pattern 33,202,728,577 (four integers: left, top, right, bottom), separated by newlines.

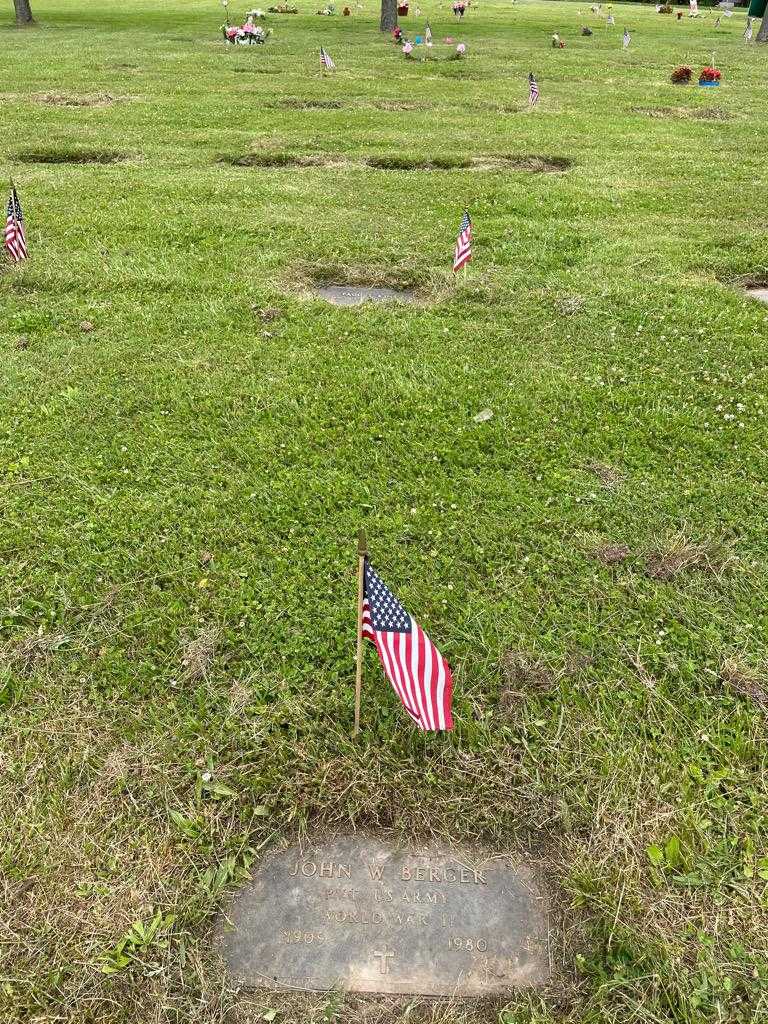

13,0,35,25
380,0,397,32
757,16,768,41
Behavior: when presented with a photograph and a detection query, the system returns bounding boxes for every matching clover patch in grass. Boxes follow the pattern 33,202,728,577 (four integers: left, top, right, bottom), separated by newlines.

15,148,132,165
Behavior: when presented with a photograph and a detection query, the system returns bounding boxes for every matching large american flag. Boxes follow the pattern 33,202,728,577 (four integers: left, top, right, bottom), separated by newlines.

361,558,453,731
4,187,28,263
320,46,336,70
453,210,472,272
528,71,539,105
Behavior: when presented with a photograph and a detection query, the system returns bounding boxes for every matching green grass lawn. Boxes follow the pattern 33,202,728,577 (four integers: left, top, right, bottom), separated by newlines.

2,0,768,1021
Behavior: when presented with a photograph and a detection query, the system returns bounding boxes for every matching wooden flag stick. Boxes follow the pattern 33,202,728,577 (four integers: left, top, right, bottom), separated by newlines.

353,528,367,735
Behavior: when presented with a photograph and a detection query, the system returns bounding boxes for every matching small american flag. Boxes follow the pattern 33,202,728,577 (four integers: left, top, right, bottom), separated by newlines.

453,210,472,272
362,558,453,731
622,26,631,47
4,186,27,264
320,45,336,70
745,16,753,39
528,71,539,105
425,21,432,43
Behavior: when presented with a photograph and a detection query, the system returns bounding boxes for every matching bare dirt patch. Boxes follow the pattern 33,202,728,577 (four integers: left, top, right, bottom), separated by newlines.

253,305,283,322
222,152,345,168
181,626,219,681
554,293,586,316
585,460,625,489
644,535,734,581
476,155,572,172
500,651,556,708
370,99,425,111
366,154,471,170
2,629,71,676
592,543,631,566
15,148,132,165
692,107,731,121
35,92,125,107
223,152,572,173
367,154,572,172
721,658,768,709
272,97,345,109
632,106,688,119
631,105,731,122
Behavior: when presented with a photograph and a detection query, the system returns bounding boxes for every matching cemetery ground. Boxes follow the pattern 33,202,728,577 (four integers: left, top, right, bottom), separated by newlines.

2,0,768,1020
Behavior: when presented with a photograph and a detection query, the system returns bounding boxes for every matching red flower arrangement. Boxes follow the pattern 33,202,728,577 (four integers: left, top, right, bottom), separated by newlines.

671,64,692,83
699,66,721,82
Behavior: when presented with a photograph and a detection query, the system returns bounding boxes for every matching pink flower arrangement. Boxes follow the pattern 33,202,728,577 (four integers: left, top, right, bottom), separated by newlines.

222,21,271,42
456,42,466,54
403,40,414,54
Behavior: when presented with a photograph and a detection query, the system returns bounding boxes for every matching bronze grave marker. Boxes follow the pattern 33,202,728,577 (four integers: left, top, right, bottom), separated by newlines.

216,836,549,996
314,285,416,306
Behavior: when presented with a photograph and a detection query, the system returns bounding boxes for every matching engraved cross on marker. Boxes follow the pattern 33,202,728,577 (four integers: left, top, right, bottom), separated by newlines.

373,950,396,975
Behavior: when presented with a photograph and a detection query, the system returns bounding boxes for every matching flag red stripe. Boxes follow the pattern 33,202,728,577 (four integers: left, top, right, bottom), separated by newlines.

388,629,422,726
361,566,453,731
415,622,434,729
377,629,421,724
401,627,425,726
